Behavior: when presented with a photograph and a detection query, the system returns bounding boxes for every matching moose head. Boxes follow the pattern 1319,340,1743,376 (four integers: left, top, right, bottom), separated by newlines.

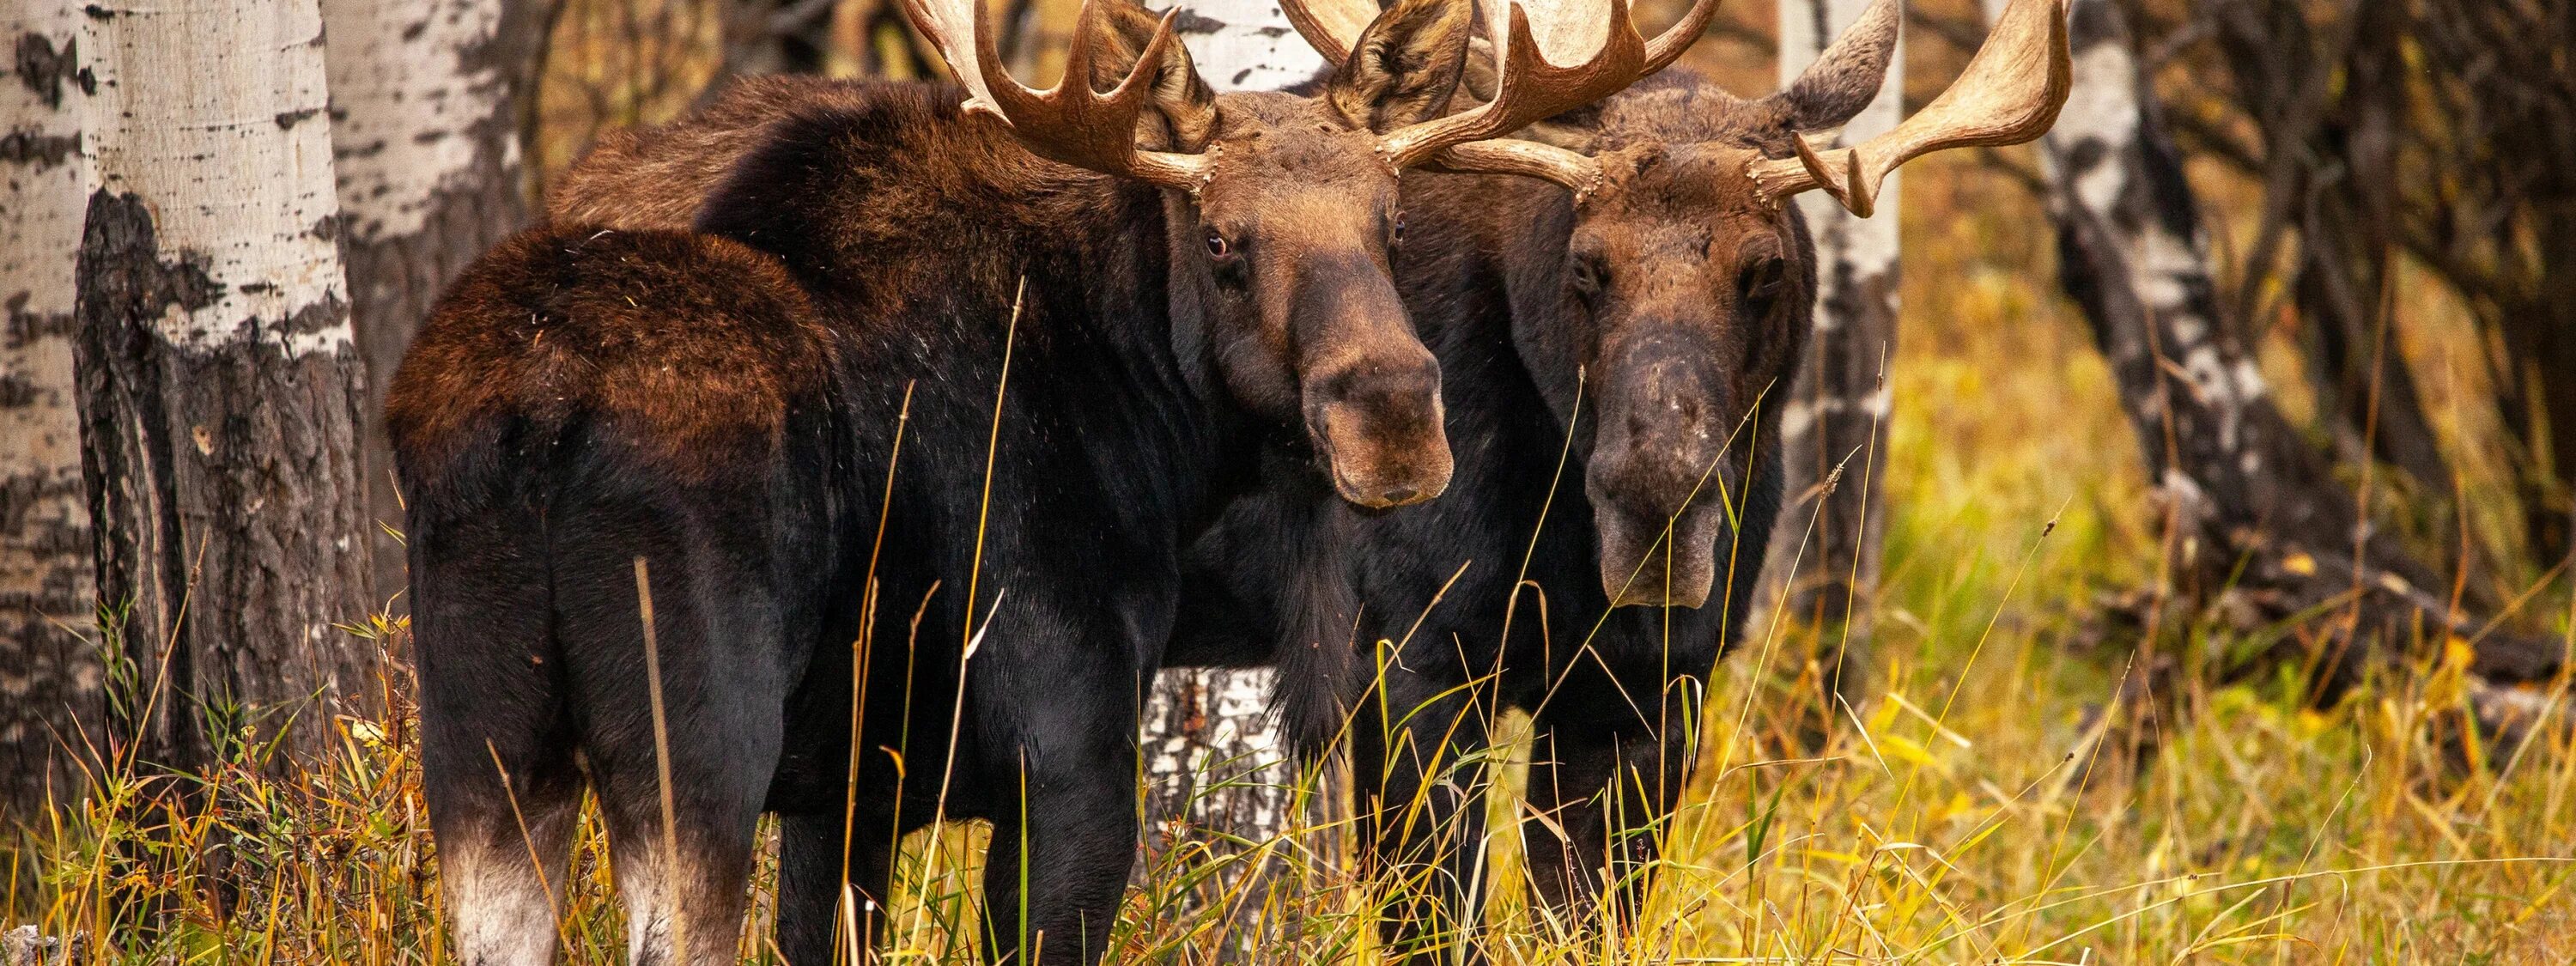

901,0,1722,508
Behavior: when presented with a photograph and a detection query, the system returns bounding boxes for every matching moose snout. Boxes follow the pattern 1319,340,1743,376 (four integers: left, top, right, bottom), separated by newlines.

1306,348,1452,510
1589,329,1735,606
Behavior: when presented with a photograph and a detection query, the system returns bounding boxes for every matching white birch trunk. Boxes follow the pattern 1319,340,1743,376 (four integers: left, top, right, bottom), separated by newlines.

321,0,545,605
1759,0,1903,717
75,0,375,769
1,0,100,838
1166,0,1326,92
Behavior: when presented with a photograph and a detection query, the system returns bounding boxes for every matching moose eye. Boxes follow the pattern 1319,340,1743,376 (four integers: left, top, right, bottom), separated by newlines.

1206,231,1235,259
1390,216,1406,246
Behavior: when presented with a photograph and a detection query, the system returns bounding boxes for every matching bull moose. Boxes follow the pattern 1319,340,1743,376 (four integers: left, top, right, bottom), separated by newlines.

387,0,1698,963
1170,0,2072,956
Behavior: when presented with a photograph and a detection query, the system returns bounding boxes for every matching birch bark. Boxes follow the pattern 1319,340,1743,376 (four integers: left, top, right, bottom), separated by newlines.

1,0,100,842
322,0,550,605
75,0,376,770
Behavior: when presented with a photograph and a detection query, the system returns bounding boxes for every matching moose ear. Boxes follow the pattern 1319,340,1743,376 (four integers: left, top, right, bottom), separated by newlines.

1765,0,1899,131
1327,0,1476,131
1091,0,1219,151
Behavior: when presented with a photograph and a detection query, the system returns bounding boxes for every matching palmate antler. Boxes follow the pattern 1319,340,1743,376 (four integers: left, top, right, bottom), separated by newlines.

898,0,1211,189
1748,0,2072,216
1280,0,1724,170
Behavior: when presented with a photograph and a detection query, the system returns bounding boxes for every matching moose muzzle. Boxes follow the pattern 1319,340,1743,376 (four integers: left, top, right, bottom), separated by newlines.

1296,266,1451,510
1586,326,1739,608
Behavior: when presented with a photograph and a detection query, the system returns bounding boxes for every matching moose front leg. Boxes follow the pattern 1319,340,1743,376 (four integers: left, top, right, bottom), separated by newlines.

967,605,1147,966
977,762,1138,966
772,810,899,966
1352,668,1494,965
1518,707,1691,928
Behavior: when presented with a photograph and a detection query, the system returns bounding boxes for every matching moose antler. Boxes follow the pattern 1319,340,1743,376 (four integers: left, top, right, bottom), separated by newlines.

1371,2,1637,167
1279,0,1720,169
1282,0,1721,193
898,0,1211,189
1748,0,2071,216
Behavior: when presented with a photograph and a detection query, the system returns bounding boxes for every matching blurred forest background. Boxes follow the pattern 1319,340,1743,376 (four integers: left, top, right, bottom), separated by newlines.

4,0,2574,960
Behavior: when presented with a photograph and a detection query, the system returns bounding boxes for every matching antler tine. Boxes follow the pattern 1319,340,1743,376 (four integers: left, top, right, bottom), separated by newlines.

1750,0,2071,216
897,0,1210,189
1431,0,1722,195
1379,0,1649,168
1277,0,1378,66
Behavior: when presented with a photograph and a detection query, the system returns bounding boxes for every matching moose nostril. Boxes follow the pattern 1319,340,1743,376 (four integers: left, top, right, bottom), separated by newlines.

1378,483,1421,506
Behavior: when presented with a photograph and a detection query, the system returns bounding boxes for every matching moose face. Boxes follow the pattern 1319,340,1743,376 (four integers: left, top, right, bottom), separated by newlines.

1562,144,1807,607
1186,97,1445,508
1449,0,2071,606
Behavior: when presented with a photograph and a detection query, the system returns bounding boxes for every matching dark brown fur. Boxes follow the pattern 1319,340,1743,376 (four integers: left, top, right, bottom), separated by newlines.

391,228,832,489
398,1,1498,960
1173,56,1899,962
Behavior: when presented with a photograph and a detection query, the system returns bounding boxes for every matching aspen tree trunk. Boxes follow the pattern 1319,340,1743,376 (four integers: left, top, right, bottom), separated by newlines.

74,0,375,773
322,0,552,609
1759,0,1902,719
2,0,100,878
2019,0,2560,732
1163,0,1324,91
1131,1,1327,950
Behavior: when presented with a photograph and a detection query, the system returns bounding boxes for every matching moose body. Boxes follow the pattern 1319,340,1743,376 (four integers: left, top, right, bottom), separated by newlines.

394,104,1262,965
1176,0,2071,956
1167,78,1819,955
398,84,1429,966
390,0,1701,959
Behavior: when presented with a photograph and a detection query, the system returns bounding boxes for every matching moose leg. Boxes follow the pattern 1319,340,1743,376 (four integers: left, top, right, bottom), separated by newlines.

969,605,1145,966
414,510,582,966
772,810,898,965
1519,702,1690,927
550,507,798,965
976,790,1135,966
581,605,787,966
422,690,581,966
592,762,772,966
974,728,1142,965
1352,670,1492,965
